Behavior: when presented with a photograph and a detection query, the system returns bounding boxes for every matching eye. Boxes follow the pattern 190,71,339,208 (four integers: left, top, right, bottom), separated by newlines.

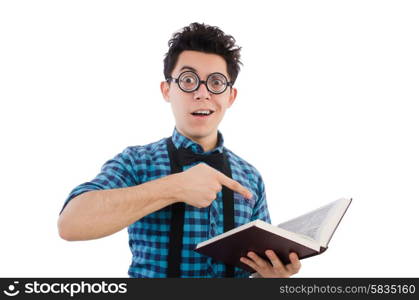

183,77,195,84
212,79,223,86
209,74,227,86
178,72,199,91
208,74,227,92
179,72,198,84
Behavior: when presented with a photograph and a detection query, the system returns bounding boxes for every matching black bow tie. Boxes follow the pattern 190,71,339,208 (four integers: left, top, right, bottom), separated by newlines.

176,147,225,171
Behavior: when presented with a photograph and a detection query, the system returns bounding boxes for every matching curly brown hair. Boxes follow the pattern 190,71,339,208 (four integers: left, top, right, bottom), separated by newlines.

163,22,242,85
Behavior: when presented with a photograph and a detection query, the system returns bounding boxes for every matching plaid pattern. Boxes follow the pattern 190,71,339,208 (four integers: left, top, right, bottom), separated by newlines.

63,128,271,278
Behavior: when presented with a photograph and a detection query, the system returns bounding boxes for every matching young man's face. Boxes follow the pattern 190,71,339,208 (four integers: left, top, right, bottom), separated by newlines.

161,50,237,145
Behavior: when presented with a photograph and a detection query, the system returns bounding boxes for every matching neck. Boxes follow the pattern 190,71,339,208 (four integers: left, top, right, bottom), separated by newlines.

177,128,218,152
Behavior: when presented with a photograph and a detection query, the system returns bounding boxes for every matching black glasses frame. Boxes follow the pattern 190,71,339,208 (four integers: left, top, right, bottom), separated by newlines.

166,71,233,94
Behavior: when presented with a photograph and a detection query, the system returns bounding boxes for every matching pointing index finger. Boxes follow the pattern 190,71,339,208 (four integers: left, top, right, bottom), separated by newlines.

217,171,253,199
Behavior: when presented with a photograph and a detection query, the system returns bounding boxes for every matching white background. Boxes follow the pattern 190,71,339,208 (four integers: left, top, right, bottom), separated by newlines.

1,0,418,277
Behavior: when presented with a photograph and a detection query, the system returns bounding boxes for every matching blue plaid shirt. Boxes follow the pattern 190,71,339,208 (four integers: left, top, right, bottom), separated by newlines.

63,128,271,278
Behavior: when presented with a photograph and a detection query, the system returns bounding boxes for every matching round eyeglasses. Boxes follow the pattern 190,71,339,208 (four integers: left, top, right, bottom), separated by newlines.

166,71,233,94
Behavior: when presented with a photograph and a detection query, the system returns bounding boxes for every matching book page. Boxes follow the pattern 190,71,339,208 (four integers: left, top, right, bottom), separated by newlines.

277,200,340,242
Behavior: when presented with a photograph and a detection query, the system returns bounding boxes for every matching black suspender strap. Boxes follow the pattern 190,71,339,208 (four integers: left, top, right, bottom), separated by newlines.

165,138,235,278
166,138,185,278
222,153,235,278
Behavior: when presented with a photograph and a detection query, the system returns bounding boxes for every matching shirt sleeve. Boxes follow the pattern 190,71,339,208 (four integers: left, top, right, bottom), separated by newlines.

59,147,140,214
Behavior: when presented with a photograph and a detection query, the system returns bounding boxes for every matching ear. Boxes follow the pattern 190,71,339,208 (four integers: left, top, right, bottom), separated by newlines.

226,87,237,108
160,81,170,102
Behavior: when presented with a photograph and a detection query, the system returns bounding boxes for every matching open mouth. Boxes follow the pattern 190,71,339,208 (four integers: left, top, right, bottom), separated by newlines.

191,110,215,117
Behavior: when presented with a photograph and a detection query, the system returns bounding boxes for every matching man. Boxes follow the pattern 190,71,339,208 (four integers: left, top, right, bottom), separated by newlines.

58,22,301,278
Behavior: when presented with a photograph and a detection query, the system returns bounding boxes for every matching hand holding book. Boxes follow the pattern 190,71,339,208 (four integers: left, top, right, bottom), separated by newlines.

240,251,301,278
195,198,352,274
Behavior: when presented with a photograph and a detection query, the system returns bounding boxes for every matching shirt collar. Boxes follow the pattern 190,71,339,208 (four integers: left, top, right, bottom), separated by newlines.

171,127,224,154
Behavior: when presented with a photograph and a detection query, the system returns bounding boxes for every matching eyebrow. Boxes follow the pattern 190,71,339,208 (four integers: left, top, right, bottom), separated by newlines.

178,65,230,80
179,65,198,72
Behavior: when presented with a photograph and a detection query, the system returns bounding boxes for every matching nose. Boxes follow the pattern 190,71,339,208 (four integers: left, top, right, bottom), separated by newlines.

193,81,211,101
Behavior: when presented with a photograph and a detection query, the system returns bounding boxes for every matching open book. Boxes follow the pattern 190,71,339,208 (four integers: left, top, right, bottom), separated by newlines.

194,197,352,272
